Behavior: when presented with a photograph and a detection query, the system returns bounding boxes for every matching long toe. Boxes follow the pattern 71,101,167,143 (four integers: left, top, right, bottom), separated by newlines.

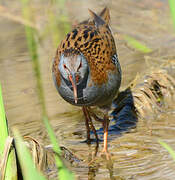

100,148,111,160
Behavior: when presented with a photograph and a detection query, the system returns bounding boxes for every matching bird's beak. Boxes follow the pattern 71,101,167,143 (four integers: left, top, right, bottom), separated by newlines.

68,74,78,104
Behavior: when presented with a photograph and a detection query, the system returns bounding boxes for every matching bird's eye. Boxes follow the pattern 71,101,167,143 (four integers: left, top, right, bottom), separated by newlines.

77,61,82,71
63,64,70,73
63,64,67,69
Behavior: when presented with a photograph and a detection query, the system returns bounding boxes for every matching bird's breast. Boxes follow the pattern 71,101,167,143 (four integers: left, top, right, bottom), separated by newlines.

53,70,121,107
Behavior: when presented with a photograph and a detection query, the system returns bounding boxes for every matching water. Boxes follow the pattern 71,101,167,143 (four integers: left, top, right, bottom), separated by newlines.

0,0,175,179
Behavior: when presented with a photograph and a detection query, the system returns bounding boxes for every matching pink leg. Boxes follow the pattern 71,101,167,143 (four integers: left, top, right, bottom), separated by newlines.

102,115,110,159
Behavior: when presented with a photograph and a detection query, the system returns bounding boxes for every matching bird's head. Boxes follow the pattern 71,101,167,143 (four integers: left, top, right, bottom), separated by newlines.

58,51,89,104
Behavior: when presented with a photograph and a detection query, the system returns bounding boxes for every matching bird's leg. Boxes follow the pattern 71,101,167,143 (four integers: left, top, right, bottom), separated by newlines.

85,108,99,144
103,114,109,152
82,106,99,144
87,107,110,154
84,107,110,159
102,114,110,159
82,106,91,144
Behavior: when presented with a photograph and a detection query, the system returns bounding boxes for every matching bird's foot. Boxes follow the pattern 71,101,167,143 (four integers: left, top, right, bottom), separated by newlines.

100,148,111,160
87,152,98,165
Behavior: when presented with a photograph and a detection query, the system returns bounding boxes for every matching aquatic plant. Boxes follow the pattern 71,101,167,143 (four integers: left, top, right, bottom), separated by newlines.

0,84,17,180
169,0,175,30
124,35,152,53
159,140,175,162
20,0,74,179
13,130,46,180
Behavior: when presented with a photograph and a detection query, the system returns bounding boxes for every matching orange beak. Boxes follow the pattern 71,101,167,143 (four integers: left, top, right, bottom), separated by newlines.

68,74,78,104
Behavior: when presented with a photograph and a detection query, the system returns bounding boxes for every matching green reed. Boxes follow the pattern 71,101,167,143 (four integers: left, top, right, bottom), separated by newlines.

13,129,46,180
124,1,175,53
159,140,175,161
20,0,74,179
124,35,152,53
48,0,71,48
0,84,17,180
159,0,175,163
169,0,175,30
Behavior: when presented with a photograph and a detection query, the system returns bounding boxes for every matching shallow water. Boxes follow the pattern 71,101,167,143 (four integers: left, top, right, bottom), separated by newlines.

0,0,175,179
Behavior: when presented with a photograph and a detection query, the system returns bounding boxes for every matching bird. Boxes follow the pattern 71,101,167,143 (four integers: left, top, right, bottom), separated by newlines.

52,7,121,157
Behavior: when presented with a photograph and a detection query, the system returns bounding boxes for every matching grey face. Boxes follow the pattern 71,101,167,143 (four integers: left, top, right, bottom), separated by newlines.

59,54,88,82
58,53,89,103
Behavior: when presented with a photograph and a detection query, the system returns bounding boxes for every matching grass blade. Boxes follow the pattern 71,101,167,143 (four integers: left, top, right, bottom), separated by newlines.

169,0,175,30
43,116,74,180
13,129,46,180
48,0,71,48
159,140,175,161
124,35,152,53
0,84,17,180
0,5,37,29
0,84,8,159
20,0,74,179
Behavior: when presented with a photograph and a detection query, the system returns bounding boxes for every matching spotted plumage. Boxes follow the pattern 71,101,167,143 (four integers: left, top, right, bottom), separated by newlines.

53,9,120,84
52,7,122,156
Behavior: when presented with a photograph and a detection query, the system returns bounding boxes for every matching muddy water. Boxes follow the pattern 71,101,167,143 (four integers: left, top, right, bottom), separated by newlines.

0,0,175,179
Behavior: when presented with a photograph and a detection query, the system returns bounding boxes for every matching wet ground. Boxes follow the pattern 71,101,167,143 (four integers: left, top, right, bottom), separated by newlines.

0,0,175,179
